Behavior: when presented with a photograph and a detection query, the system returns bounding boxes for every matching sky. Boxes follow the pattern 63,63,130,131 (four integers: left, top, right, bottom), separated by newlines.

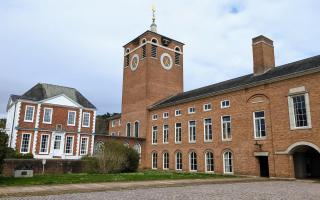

0,0,319,118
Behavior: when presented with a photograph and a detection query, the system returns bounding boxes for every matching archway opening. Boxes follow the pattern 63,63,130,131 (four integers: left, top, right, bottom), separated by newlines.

291,145,320,179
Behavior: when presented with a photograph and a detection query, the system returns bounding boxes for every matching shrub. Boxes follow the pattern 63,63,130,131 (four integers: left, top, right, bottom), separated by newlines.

81,156,99,173
0,131,8,173
125,148,140,172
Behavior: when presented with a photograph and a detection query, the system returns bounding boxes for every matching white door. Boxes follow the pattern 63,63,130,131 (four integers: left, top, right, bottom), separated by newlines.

53,133,64,157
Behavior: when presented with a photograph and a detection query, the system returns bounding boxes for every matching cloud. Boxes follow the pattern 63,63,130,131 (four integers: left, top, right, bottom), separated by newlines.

0,0,319,118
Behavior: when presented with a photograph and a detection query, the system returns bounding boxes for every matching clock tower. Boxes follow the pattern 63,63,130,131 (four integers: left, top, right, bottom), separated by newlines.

120,9,184,139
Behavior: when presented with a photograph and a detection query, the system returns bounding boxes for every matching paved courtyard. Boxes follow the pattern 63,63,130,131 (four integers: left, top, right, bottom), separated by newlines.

2,181,320,200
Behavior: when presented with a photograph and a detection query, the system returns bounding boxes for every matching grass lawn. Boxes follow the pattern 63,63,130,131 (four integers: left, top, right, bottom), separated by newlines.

0,170,236,186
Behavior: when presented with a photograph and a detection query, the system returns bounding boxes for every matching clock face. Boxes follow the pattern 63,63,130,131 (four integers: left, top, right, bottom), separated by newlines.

130,54,139,71
160,53,173,70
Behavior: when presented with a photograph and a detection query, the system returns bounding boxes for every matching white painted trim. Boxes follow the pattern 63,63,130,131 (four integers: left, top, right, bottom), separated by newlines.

152,114,158,120
162,124,169,144
205,151,214,173
223,150,234,174
175,151,182,171
64,135,74,155
32,104,41,155
160,53,173,70
162,152,169,170
42,107,53,124
288,92,312,130
67,111,77,126
221,115,232,141
134,120,140,138
124,41,184,56
275,141,320,154
24,105,35,122
175,109,182,116
203,118,213,142
220,100,230,109
82,112,91,128
20,133,31,154
203,103,212,112
188,107,195,114
151,152,157,169
189,152,198,172
175,122,182,144
80,136,89,155
151,126,157,145
253,111,267,139
11,102,21,148
162,112,169,119
39,134,50,154
254,152,269,156
130,54,139,71
188,120,196,143
126,122,131,137
78,109,82,132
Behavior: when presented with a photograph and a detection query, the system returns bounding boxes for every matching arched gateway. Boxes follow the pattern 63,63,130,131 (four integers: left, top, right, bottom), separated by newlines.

286,142,320,179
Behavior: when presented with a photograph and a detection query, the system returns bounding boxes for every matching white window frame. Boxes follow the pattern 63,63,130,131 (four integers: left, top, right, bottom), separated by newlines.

175,152,182,171
39,134,50,154
20,133,31,153
189,152,197,172
118,119,121,126
163,112,169,119
152,126,158,145
221,100,230,108
42,108,53,124
205,151,214,173
80,137,89,155
175,109,182,116
288,92,312,130
67,111,76,126
152,114,158,120
223,151,234,174
203,103,212,112
82,112,91,127
188,107,195,114
175,122,182,144
65,135,74,155
221,116,232,141
163,124,169,144
188,120,196,143
152,152,158,169
134,121,140,138
253,111,266,139
111,120,116,127
204,118,213,142
163,152,169,170
24,105,35,122
126,122,131,137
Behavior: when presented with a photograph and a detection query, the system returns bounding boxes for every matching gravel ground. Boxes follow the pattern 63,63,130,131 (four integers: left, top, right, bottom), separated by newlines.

2,181,320,200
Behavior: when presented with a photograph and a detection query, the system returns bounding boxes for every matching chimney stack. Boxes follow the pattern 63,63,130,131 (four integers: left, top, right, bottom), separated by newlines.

252,35,275,75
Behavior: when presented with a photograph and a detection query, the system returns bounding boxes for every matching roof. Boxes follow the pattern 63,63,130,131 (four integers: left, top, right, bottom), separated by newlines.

150,55,320,110
123,30,184,47
10,83,96,109
107,113,121,120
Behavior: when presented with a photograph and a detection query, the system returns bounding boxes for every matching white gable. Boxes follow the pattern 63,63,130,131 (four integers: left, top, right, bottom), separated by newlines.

42,95,80,108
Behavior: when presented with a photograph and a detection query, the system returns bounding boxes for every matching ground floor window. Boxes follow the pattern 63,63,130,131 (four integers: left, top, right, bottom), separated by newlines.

20,133,31,153
65,136,74,155
40,134,50,154
189,152,197,171
223,151,233,174
176,152,182,170
152,152,158,169
80,137,89,155
133,143,141,162
205,151,214,172
163,152,169,170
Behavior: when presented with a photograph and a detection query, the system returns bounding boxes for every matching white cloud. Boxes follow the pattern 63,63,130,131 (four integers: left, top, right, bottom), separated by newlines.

0,0,319,117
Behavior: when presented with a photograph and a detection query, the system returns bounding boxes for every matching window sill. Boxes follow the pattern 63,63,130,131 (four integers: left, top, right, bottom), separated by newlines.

152,143,157,145
42,122,52,125
222,139,232,142
163,142,169,144
221,107,230,109
203,110,212,112
189,141,196,144
205,171,215,174
254,137,267,140
67,124,76,127
204,140,213,143
290,126,312,130
24,120,34,123
39,152,49,155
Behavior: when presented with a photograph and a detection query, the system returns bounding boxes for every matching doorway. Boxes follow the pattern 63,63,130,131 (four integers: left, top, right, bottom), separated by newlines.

258,156,269,177
52,133,64,157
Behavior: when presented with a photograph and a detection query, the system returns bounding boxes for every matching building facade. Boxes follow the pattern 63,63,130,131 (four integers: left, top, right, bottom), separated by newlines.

103,20,320,179
5,83,96,159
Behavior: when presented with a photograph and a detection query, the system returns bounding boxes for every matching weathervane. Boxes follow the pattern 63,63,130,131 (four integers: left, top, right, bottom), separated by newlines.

150,4,157,32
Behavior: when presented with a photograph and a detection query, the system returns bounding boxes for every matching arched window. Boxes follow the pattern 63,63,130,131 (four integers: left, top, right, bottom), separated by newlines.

134,121,139,138
163,152,169,170
152,152,158,169
141,38,147,58
151,39,158,58
189,151,197,171
223,151,233,174
126,123,131,137
175,152,182,170
133,143,141,162
205,151,214,172
125,48,130,67
175,47,181,65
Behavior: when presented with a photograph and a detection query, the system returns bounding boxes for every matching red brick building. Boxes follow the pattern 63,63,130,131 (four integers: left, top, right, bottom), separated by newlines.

101,17,320,178
5,83,96,159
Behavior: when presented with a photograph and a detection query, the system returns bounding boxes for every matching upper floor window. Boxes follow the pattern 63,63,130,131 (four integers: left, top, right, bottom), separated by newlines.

175,109,182,116
126,123,131,137
152,126,158,144
24,105,35,122
189,152,197,171
111,120,116,127
151,39,158,58
254,111,266,138
175,47,181,65
188,107,195,114
204,118,213,141
221,100,230,108
152,114,158,120
175,123,182,143
189,120,196,143
163,124,169,143
222,116,231,141
289,93,311,129
163,152,169,170
203,103,212,111
67,111,76,126
163,112,169,119
134,121,140,138
82,112,90,127
43,108,53,124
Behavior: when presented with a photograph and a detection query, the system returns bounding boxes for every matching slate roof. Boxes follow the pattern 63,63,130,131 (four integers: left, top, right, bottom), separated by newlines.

150,55,320,110
10,83,96,109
